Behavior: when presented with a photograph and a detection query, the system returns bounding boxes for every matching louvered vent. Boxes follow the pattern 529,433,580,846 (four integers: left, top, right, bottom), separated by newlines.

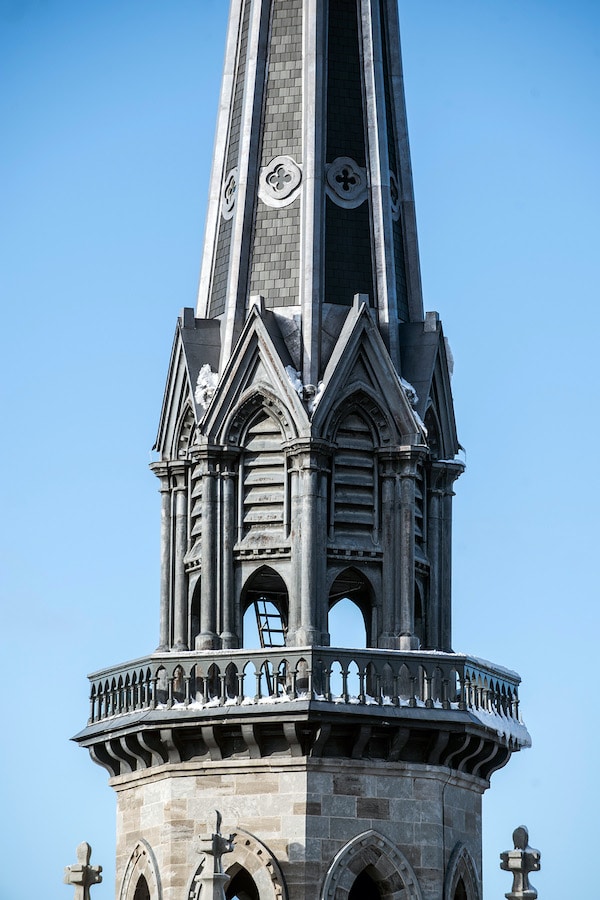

241,412,285,540
332,412,376,540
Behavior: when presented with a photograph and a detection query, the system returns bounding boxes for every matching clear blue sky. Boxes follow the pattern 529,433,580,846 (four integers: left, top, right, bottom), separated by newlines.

1,2,598,898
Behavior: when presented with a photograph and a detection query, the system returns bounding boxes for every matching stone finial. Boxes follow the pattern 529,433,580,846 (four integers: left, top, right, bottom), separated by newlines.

500,826,541,900
197,811,235,900
64,842,102,900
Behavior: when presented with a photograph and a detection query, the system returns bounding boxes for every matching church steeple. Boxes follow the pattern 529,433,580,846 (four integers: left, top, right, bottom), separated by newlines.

197,0,423,383
74,4,529,900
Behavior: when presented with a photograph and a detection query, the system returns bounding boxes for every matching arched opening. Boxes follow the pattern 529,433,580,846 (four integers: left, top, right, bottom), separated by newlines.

241,567,289,648
349,868,382,899
328,569,373,647
226,866,259,900
132,875,150,900
453,878,468,900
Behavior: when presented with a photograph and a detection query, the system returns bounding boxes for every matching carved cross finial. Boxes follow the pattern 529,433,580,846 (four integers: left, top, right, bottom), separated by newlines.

201,809,234,873
500,826,541,900
64,842,102,900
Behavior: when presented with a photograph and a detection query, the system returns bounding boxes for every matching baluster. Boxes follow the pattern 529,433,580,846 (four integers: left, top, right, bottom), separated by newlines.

89,693,96,724
459,673,468,710
358,667,366,704
151,675,158,709
255,670,262,702
341,665,348,703
220,673,227,703
441,677,450,710
236,671,244,704
290,669,297,700
424,671,433,708
409,673,417,708
184,674,191,708
307,666,313,698
375,671,382,704
392,674,399,706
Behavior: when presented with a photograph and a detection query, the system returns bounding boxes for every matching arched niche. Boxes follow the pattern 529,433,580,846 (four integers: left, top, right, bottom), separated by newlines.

328,568,374,647
241,566,289,648
443,843,481,900
188,828,286,900
321,830,423,900
119,840,161,900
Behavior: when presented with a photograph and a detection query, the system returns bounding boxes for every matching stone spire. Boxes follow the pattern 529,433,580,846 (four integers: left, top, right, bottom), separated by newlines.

152,0,461,655
74,5,530,899
197,0,424,382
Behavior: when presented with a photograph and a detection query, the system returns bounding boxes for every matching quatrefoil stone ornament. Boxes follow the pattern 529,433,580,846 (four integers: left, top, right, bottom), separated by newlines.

258,155,302,207
326,156,368,208
221,167,238,220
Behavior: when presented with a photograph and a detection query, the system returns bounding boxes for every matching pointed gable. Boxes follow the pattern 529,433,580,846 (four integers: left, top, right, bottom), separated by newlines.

201,306,310,446
153,308,221,458
312,301,425,445
398,312,459,459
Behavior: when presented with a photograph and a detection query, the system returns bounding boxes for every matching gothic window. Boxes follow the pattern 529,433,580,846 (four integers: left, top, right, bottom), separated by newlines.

240,410,286,541
331,410,377,543
349,868,382,899
226,866,259,900
132,875,150,900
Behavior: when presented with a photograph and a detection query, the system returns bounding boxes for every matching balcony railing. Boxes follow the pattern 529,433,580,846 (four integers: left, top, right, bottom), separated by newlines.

86,647,527,745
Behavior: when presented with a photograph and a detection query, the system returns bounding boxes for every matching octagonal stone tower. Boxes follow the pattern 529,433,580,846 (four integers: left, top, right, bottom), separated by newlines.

74,3,530,900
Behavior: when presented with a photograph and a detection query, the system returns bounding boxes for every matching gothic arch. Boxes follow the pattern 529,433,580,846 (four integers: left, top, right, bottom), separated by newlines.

119,840,161,900
324,387,393,448
321,831,423,900
443,843,481,900
174,403,196,457
327,567,376,647
224,385,299,446
188,828,287,900
241,566,289,647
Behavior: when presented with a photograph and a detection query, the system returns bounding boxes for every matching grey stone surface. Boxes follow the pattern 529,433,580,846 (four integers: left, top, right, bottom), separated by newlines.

63,843,102,900
500,827,541,900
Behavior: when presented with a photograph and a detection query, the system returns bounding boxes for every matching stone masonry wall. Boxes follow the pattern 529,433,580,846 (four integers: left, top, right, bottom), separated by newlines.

113,758,484,900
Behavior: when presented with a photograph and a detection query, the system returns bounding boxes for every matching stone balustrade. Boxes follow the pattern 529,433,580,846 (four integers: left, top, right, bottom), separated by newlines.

87,648,521,729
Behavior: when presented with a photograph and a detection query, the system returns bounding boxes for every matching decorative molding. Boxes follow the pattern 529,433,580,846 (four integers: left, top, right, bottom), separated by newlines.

443,842,481,900
325,156,368,208
221,166,239,220
320,830,423,900
119,840,162,900
188,827,286,900
258,155,302,207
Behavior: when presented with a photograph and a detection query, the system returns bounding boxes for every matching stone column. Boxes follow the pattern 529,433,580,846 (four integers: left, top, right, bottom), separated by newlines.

171,463,190,651
398,448,424,650
197,459,219,650
378,455,397,648
287,441,330,646
220,465,237,649
429,460,463,651
150,462,172,651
